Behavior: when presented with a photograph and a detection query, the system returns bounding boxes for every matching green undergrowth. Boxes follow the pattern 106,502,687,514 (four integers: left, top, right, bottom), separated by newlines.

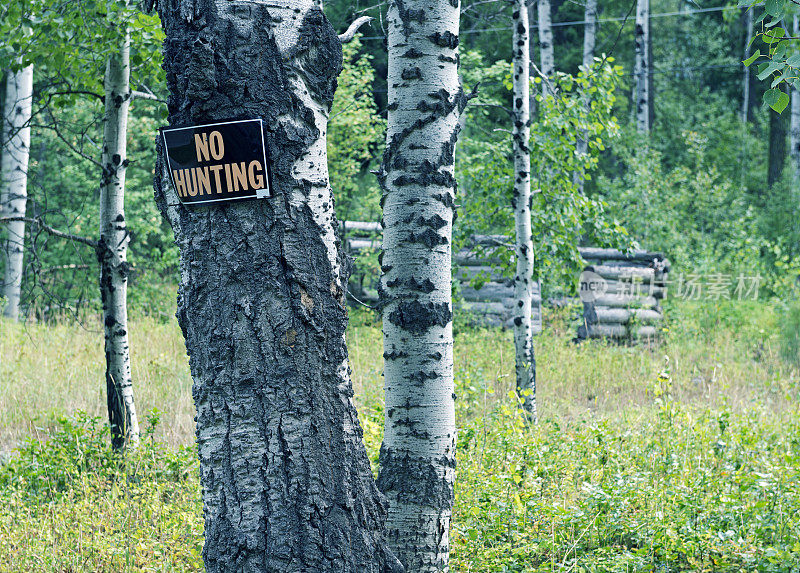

0,300,798,571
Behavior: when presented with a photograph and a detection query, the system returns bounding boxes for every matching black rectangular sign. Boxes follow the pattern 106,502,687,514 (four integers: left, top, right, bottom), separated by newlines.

161,119,271,206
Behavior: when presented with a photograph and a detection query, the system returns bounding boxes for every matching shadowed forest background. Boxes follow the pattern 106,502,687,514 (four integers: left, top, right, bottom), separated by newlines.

1,0,800,570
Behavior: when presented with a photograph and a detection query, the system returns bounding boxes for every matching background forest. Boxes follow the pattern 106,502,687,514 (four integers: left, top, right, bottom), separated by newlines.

1,0,800,570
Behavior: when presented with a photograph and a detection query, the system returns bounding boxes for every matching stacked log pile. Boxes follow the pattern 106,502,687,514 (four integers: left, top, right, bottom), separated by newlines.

575,248,670,342
343,223,542,333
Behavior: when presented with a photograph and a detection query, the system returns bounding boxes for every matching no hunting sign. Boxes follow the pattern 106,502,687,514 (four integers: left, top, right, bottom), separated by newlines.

161,119,271,206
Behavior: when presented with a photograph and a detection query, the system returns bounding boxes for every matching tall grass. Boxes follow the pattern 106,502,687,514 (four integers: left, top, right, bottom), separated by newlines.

0,300,798,571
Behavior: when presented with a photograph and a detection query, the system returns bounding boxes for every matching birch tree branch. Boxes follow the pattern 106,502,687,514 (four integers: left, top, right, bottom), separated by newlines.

0,216,98,248
339,16,373,43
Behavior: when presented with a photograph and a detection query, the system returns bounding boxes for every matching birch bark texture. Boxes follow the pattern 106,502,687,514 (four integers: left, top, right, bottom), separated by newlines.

98,29,139,450
574,0,597,192
511,0,537,419
633,0,650,133
152,1,399,571
537,0,555,98
791,15,800,182
742,8,753,122
1,64,33,320
376,0,463,568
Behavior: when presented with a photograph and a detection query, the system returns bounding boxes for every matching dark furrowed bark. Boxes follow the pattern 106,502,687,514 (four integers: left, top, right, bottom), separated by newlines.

153,1,400,571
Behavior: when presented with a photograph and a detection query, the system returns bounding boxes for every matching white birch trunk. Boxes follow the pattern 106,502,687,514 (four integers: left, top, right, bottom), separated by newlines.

98,29,139,450
512,0,537,419
583,0,597,70
742,8,753,122
1,64,33,321
574,0,597,192
633,0,650,133
376,0,462,568
791,15,800,183
538,0,555,98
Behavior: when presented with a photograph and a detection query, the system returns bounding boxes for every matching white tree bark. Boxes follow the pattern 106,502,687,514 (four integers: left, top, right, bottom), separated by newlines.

633,0,650,133
152,1,401,570
98,29,139,450
538,0,555,98
376,0,462,569
512,0,537,419
742,8,753,122
583,0,597,70
1,64,33,321
791,15,800,182
574,0,598,192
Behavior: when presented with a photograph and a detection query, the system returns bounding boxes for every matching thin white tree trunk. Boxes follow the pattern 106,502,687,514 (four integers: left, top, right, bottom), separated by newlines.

538,0,555,98
153,1,400,570
633,0,650,133
512,0,537,419
742,8,753,122
376,0,462,568
575,0,597,192
791,15,800,182
1,64,33,321
583,0,597,70
98,29,139,450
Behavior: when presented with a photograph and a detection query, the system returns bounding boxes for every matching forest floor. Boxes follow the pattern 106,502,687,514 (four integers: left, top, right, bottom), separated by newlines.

0,300,798,571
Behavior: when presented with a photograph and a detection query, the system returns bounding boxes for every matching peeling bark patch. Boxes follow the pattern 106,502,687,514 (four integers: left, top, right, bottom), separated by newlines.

387,300,451,334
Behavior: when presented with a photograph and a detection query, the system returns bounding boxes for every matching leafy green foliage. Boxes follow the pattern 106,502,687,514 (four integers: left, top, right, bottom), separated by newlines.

740,0,800,112
0,412,203,571
456,53,628,292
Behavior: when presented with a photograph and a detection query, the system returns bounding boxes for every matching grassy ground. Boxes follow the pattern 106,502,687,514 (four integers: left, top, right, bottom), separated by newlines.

0,300,798,571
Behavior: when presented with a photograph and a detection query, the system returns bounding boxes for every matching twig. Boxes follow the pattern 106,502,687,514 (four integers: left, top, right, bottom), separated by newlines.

0,216,98,248
131,90,167,104
347,289,378,310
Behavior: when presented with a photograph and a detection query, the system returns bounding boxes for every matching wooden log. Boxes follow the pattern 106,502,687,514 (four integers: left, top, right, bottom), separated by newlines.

461,282,514,302
591,294,659,308
591,280,666,298
585,264,660,281
577,323,659,339
341,221,382,233
348,238,381,251
579,246,669,264
586,307,662,324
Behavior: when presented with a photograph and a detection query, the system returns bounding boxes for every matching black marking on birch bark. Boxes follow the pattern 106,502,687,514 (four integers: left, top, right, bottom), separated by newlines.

438,54,457,64
376,447,454,507
407,277,436,293
407,228,448,248
431,192,454,208
402,48,424,59
387,300,451,334
401,67,422,81
383,350,409,360
394,0,426,34
429,31,458,49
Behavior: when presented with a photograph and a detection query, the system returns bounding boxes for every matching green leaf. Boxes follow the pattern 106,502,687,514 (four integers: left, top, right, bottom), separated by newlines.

763,27,786,43
764,88,790,113
765,0,784,16
786,54,800,67
744,50,761,66
758,61,784,80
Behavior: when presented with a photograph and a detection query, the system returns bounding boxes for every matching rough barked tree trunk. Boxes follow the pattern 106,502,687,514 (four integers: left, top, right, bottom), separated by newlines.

1,64,33,321
574,0,597,193
375,0,463,568
152,1,400,571
633,0,649,133
791,15,800,183
511,0,537,420
98,28,139,450
742,7,753,123
538,0,555,98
